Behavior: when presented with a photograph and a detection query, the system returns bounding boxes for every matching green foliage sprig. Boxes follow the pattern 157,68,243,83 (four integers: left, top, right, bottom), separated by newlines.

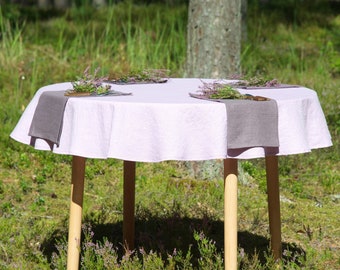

115,69,169,83
196,80,272,101
198,81,244,99
231,75,280,87
68,67,111,95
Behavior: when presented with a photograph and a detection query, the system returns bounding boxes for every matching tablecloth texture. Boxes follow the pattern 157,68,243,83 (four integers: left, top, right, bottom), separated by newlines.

10,78,332,161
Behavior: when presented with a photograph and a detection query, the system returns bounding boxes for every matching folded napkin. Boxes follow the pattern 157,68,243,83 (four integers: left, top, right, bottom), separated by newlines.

28,91,69,149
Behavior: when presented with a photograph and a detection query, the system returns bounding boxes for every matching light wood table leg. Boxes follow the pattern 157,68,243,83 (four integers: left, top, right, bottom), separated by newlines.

123,160,136,251
67,156,86,270
223,159,238,270
265,155,282,260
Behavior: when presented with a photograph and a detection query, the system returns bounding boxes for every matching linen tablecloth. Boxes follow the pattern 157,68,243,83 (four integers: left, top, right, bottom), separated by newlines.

10,78,332,161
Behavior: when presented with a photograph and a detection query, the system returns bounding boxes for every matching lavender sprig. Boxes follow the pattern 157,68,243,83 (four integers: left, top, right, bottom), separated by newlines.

116,69,169,83
232,75,281,87
198,81,244,99
71,66,111,94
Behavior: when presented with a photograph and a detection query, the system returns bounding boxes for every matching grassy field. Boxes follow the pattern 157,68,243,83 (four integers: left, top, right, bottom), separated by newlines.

0,1,339,269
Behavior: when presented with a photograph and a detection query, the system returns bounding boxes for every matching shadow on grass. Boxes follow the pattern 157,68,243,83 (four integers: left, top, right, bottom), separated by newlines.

41,214,305,267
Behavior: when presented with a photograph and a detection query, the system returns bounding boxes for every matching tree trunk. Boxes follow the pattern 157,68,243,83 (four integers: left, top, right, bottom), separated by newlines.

38,0,52,9
185,0,241,180
54,0,70,10
186,0,241,78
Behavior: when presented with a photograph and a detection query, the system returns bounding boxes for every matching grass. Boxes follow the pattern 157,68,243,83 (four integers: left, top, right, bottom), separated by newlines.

0,1,339,269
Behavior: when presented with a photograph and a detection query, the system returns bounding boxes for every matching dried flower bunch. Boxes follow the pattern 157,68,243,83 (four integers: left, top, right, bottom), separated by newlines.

65,67,111,96
198,81,244,99
195,81,270,101
113,69,169,83
230,74,281,87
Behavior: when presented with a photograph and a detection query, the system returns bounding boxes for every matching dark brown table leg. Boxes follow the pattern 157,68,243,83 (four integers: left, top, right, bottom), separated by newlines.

265,155,282,260
67,156,86,270
123,160,136,251
224,158,238,270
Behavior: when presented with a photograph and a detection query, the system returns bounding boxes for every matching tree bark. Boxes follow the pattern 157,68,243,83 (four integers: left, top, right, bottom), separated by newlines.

186,0,241,78
185,0,242,180
54,0,70,10
38,0,52,9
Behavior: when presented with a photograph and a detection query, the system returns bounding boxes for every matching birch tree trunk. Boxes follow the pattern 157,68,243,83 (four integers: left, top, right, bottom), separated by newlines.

185,0,242,180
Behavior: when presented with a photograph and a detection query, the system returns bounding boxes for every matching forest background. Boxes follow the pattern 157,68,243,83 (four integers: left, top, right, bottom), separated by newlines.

0,0,339,269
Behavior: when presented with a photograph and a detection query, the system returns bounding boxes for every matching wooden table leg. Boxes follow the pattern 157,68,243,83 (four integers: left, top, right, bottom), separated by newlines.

67,156,86,270
123,160,136,251
223,159,238,270
265,155,282,260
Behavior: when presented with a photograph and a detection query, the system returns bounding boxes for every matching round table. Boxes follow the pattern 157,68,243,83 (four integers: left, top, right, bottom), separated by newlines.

10,78,332,270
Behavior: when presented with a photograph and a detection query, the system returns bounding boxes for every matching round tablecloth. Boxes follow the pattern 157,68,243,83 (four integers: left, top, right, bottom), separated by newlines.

10,78,332,161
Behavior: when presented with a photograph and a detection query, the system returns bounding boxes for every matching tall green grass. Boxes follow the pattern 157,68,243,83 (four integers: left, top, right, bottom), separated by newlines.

0,1,339,269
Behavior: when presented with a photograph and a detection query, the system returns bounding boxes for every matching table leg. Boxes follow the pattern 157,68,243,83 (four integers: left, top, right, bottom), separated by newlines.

67,156,86,270
123,160,136,251
265,155,282,260
223,159,238,270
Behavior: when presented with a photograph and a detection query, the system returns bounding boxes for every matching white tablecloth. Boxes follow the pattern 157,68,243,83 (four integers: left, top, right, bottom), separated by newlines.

10,78,332,161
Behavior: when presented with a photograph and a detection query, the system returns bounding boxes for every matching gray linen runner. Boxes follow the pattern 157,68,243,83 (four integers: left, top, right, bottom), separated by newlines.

189,93,279,149
28,91,69,148
28,90,132,149
221,99,279,149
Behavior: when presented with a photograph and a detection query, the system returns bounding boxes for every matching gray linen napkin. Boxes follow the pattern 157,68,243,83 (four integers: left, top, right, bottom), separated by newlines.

221,99,279,149
28,91,69,149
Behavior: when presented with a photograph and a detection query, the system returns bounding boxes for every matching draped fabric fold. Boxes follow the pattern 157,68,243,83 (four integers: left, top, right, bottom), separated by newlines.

28,91,69,149
222,99,279,149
